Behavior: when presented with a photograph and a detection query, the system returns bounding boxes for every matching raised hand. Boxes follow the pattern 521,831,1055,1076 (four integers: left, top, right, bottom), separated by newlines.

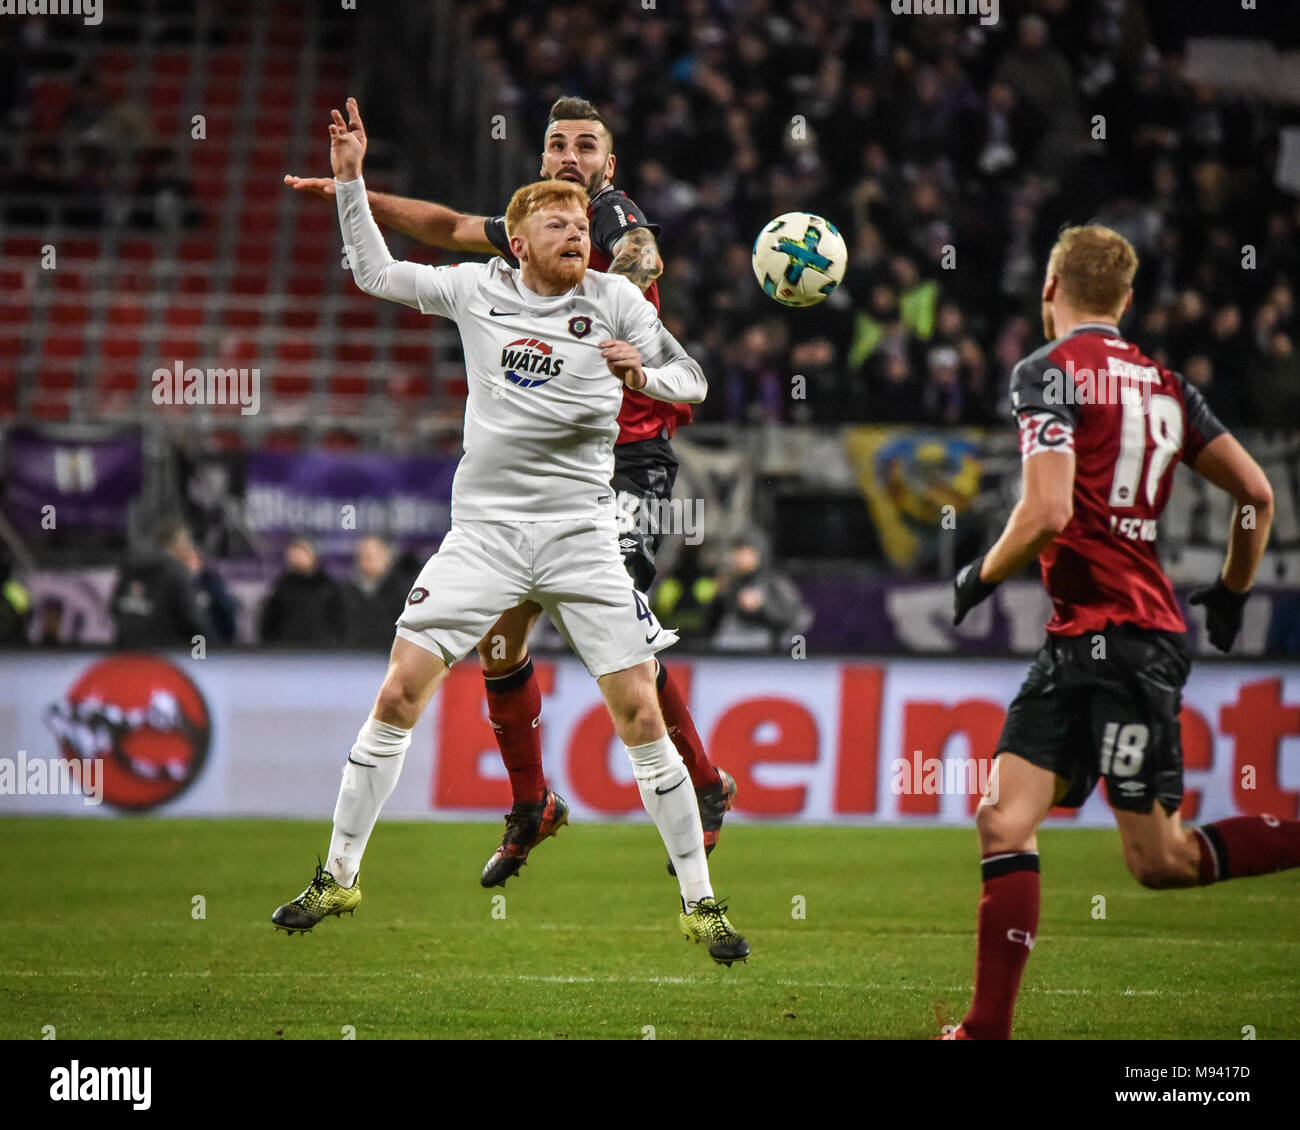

328,96,368,181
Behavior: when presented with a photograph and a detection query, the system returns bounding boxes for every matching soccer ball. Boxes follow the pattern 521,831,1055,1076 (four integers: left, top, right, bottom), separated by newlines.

751,212,847,307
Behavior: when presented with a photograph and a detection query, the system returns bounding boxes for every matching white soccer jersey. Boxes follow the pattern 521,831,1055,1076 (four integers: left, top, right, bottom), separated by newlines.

335,177,705,521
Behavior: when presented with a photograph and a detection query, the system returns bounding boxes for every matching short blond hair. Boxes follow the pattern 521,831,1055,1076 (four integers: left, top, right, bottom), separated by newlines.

504,179,588,239
1047,224,1138,316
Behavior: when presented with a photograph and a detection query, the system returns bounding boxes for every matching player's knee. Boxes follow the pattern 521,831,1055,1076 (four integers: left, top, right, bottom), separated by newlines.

975,801,1033,853
609,689,662,745
1124,848,1191,890
374,673,422,727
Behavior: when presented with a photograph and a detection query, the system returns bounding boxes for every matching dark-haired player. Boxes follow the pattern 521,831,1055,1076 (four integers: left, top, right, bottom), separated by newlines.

285,97,734,886
944,224,1298,1039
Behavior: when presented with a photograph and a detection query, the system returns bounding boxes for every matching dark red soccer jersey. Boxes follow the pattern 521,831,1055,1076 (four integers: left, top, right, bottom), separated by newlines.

1010,323,1227,636
485,185,691,444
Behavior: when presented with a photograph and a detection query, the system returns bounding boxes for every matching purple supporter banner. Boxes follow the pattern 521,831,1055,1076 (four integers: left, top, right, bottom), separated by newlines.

242,450,458,561
2,427,142,535
799,577,1300,658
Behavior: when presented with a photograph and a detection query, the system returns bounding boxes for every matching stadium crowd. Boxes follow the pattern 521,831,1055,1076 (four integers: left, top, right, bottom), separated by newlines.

463,0,1299,428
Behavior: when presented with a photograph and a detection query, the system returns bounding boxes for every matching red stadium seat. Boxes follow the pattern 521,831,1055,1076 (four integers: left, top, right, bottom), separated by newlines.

286,274,327,297
329,375,369,401
53,271,88,293
230,273,269,296
335,342,375,364
276,340,314,363
221,306,261,329
102,337,143,362
392,341,432,365
154,52,190,78
164,308,205,336
396,306,427,330
177,238,217,263
95,370,140,412
118,240,155,264
2,237,44,258
235,241,274,267
391,373,433,402
281,307,319,330
106,301,148,328
0,300,29,325
158,336,200,360
49,302,89,326
59,238,100,262
208,53,245,81
340,304,379,330
44,335,85,361
37,369,78,393
0,335,24,358
270,373,313,400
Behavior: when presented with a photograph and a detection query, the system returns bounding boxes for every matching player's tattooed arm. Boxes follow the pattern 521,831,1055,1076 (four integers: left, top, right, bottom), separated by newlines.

607,227,663,293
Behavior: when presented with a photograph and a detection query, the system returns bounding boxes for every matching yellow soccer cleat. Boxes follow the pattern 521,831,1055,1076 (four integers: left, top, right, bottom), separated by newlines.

271,862,361,934
680,896,750,967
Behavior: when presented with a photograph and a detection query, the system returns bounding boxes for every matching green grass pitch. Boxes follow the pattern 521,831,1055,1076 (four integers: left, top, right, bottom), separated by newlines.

1,817,1296,1040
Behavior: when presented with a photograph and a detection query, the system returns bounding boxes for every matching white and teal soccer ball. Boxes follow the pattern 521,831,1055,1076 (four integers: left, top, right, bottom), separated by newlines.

751,212,847,307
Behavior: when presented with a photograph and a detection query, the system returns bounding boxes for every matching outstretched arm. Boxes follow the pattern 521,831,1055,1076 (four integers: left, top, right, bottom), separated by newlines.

289,97,499,254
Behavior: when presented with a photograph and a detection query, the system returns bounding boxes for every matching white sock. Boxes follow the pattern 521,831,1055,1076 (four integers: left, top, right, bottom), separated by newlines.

327,715,411,888
626,733,712,907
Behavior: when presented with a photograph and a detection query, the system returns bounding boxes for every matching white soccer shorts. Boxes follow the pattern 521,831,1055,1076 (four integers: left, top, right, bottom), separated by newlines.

394,517,677,677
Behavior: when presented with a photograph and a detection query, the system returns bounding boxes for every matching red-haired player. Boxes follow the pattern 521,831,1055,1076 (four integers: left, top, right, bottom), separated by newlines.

285,96,734,887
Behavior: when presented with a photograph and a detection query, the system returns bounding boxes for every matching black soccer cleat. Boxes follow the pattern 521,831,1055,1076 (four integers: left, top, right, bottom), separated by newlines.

480,789,569,888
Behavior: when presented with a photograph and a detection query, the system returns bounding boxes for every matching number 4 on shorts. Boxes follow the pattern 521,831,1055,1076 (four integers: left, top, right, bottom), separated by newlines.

633,590,653,623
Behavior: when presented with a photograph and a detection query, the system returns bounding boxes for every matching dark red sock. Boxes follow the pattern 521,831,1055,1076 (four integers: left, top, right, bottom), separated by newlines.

657,661,720,789
1194,816,1300,884
962,852,1040,1041
483,656,546,806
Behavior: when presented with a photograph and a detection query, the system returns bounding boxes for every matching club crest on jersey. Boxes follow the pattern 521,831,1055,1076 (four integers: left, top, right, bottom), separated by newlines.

501,337,564,388
568,315,592,339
